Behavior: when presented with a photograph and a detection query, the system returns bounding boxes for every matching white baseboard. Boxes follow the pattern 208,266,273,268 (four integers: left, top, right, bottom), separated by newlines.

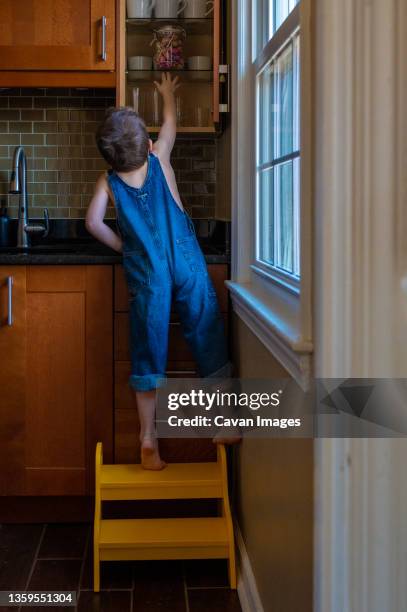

235,522,264,612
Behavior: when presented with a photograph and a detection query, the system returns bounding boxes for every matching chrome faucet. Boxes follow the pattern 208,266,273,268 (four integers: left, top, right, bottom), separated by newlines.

9,146,49,248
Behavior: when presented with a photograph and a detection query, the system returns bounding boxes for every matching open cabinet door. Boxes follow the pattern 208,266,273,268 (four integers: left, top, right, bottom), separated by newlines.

212,0,221,124
213,0,229,127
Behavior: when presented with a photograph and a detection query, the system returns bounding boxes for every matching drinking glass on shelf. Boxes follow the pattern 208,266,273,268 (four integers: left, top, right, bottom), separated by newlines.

151,88,161,126
132,87,153,125
193,106,210,127
175,96,183,126
132,87,140,113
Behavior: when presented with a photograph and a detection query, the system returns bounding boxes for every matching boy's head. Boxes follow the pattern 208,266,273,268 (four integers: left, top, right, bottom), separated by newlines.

96,107,151,172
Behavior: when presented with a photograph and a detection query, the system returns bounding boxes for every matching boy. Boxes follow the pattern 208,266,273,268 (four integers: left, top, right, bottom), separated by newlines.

86,73,235,470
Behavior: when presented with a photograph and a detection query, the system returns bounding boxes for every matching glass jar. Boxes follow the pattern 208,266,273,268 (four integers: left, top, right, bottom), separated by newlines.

151,25,186,70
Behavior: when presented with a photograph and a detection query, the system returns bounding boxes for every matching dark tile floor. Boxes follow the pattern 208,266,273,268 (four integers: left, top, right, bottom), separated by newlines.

0,523,241,612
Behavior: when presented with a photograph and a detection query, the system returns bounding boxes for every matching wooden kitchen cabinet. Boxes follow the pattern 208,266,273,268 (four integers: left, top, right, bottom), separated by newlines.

117,0,228,132
0,0,116,87
0,265,113,497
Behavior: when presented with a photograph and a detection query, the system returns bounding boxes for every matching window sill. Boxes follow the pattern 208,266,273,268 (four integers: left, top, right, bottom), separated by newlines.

226,280,313,388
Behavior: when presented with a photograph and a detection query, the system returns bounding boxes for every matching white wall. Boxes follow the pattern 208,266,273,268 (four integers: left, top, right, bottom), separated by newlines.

313,0,407,610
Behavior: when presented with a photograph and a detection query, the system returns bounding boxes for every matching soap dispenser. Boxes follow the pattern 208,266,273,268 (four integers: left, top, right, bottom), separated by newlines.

0,200,11,247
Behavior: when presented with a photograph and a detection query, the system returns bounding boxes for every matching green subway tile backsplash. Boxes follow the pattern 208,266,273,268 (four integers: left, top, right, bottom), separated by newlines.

0,87,217,219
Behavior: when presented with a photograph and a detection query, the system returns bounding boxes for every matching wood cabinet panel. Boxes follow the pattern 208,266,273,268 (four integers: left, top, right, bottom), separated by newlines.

85,265,113,491
115,360,135,411
27,266,86,292
0,265,113,497
0,0,115,71
0,71,116,88
25,468,86,496
114,265,129,312
26,292,86,494
115,407,140,464
0,267,27,495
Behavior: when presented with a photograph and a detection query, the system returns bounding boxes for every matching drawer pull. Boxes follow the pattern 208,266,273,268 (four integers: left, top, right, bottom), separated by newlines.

100,16,107,62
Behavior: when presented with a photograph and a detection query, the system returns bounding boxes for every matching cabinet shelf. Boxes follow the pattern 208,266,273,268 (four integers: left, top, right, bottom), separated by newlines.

126,17,213,35
147,126,216,133
127,69,212,83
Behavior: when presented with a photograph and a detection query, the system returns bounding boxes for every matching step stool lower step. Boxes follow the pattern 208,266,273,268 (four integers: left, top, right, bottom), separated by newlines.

99,517,229,561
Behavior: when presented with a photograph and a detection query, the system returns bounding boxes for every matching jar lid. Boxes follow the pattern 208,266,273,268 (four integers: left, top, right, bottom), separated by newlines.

155,25,186,36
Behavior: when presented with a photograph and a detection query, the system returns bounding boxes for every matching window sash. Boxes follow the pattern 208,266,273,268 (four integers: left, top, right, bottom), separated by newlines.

254,3,300,285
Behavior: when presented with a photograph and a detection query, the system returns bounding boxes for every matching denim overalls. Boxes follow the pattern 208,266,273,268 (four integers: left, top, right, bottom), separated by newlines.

107,153,230,391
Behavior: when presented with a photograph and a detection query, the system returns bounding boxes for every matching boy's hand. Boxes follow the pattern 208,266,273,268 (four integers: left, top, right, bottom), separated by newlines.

154,72,180,97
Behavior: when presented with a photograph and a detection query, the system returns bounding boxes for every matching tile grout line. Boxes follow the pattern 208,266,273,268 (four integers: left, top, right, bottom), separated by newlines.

76,526,91,608
183,561,190,612
23,523,47,592
130,561,135,612
37,557,84,561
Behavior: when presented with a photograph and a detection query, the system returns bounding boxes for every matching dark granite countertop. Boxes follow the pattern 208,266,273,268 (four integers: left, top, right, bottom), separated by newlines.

0,243,229,265
0,219,230,265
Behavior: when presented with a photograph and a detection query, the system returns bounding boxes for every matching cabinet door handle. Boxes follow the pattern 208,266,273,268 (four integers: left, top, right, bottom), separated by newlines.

100,16,107,62
7,275,13,326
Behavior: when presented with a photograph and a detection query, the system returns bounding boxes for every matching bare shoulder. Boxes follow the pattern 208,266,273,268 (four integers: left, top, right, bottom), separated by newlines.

96,171,110,190
96,171,114,201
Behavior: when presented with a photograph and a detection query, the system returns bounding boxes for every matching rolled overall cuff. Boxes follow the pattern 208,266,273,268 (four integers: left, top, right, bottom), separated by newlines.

129,373,167,392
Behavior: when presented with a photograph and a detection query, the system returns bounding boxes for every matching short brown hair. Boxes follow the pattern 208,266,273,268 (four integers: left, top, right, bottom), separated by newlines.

96,107,149,172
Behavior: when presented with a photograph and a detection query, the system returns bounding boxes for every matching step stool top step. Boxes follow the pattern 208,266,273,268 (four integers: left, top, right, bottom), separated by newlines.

99,517,229,548
100,462,222,489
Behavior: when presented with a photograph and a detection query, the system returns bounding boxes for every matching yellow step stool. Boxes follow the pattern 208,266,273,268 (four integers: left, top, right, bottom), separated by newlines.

93,442,236,591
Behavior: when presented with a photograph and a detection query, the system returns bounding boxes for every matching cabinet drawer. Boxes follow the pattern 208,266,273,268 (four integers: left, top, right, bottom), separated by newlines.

114,264,229,313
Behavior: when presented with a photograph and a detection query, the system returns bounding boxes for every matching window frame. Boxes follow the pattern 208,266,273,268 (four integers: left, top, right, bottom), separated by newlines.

228,0,313,387
253,5,301,294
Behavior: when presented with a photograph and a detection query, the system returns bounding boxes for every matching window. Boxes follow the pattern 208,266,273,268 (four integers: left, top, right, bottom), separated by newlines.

229,0,312,385
254,1,300,281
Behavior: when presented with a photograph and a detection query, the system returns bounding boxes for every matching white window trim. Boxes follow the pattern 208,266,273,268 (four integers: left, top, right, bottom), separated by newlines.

229,0,313,388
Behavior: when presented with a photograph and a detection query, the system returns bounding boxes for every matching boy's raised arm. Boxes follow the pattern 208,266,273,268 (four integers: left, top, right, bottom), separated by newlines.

153,73,180,160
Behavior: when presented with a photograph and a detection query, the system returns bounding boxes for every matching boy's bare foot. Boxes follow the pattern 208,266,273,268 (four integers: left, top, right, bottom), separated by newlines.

141,435,167,470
